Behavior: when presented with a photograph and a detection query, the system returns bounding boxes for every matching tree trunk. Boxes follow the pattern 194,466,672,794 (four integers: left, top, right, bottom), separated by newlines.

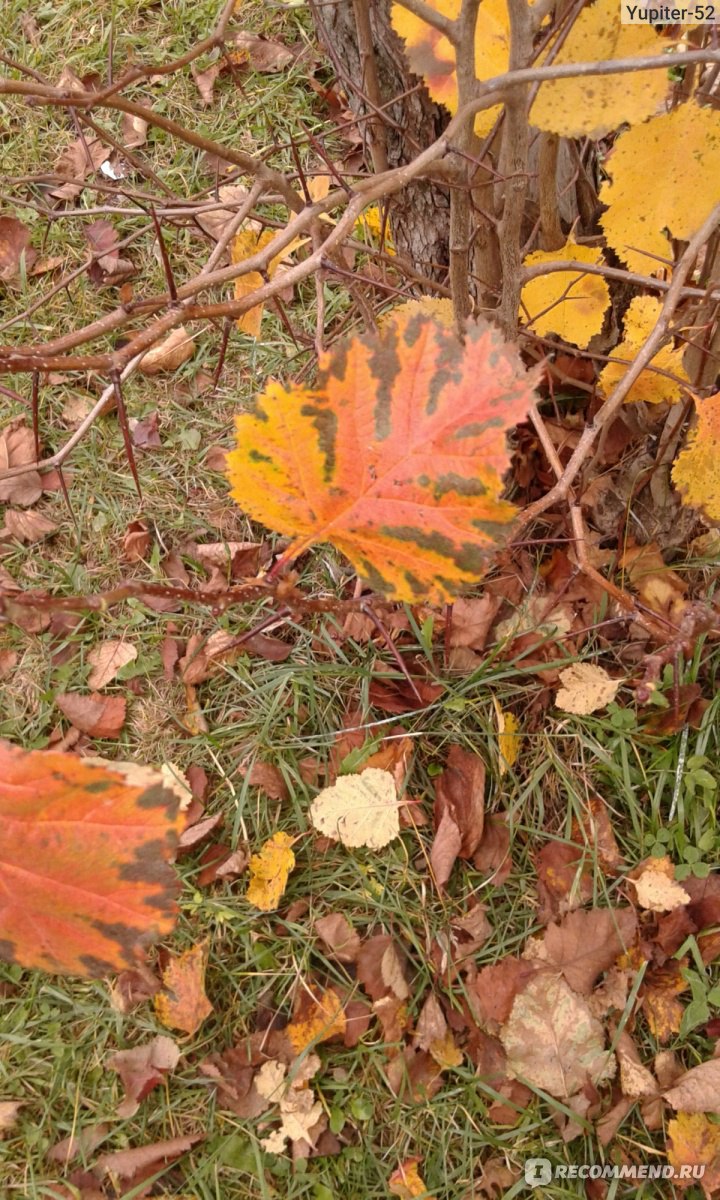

310,0,451,281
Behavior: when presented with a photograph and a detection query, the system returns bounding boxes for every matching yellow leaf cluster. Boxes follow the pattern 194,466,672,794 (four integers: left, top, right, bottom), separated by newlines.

672,392,720,520
530,0,670,138
246,831,296,911
598,296,688,406
600,102,720,273
521,238,610,349
390,0,508,137
230,229,304,337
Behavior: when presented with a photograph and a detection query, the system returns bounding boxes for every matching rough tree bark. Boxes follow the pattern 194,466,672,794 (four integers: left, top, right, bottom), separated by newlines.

310,0,452,281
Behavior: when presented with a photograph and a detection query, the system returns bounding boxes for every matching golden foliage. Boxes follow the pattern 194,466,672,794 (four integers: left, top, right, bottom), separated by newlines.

598,296,689,406
530,0,670,138
672,392,720,520
521,238,610,348
390,0,508,136
600,102,720,273
246,832,296,911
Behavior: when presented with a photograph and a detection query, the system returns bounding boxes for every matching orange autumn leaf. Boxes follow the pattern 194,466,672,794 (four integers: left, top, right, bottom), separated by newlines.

246,831,295,911
642,962,690,1043
667,1113,720,1185
389,1158,435,1200
672,392,720,521
390,0,507,137
0,743,182,977
227,313,539,603
154,941,214,1035
287,986,347,1053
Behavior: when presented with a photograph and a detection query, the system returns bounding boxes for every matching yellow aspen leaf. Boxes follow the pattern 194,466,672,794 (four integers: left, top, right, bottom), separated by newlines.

492,697,520,777
354,203,394,254
246,832,295,911
391,0,507,137
226,313,539,603
667,1112,720,1178
389,1159,435,1200
672,392,720,521
530,0,670,138
287,986,347,1053
598,296,689,406
383,297,455,329
154,940,213,1036
309,769,400,850
230,228,303,337
520,238,610,349
600,103,720,273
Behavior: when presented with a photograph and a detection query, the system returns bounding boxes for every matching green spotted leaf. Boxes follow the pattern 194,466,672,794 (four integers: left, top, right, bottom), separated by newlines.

227,314,539,602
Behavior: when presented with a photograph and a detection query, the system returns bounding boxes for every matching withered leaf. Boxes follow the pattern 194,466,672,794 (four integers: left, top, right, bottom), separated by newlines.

107,1035,180,1117
434,744,485,858
154,941,213,1035
542,908,637,995
0,217,35,281
55,692,126,738
86,639,137,690
314,912,360,963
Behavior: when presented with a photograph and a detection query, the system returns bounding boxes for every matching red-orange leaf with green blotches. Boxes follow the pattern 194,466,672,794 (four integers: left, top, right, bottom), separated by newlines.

227,314,539,602
0,743,183,977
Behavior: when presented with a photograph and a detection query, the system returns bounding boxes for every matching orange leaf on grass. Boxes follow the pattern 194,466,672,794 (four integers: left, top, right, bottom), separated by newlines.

154,940,213,1035
287,986,347,1053
227,313,539,603
0,744,182,976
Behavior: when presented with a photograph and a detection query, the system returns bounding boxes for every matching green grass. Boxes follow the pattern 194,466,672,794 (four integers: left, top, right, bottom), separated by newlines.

2,2,720,1198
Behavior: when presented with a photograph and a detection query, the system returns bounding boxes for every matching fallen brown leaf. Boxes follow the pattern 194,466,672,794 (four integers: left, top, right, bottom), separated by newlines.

2,509,57,543
315,912,361,963
0,421,42,507
238,759,289,802
0,216,35,281
631,855,691,912
107,1035,180,1118
56,692,126,738
122,519,152,561
542,907,637,995
231,30,294,72
96,1134,203,1178
500,972,615,1099
663,1058,720,1113
138,327,195,374
86,639,137,689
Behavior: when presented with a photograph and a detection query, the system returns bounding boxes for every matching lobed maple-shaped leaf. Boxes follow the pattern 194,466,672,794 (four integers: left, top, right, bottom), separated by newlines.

0,743,183,977
672,392,720,521
390,0,507,137
227,314,539,602
530,0,671,139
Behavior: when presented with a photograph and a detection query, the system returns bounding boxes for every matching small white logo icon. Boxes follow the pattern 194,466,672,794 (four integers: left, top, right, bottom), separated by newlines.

525,1158,552,1187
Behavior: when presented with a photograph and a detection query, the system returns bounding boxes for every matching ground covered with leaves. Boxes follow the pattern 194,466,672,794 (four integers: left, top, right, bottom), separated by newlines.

2,2,720,1200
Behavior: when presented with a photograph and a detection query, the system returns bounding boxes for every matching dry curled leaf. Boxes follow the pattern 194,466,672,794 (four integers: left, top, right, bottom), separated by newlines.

154,940,213,1035
227,313,539,603
86,639,137,689
138,326,195,374
314,912,360,963
555,663,620,715
2,509,57,544
663,1058,720,1114
309,769,400,849
631,856,691,913
0,421,42,507
56,692,126,738
0,216,35,281
246,831,295,911
108,1035,180,1117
